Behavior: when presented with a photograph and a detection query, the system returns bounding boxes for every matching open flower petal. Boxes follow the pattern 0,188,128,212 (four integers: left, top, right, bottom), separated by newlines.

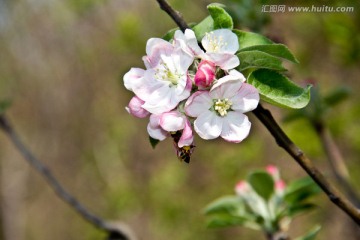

123,68,145,92
202,29,239,54
231,83,260,113
174,29,204,57
147,114,168,140
194,110,223,139
220,112,251,143
160,111,185,132
185,91,213,117
206,52,239,70
178,119,194,147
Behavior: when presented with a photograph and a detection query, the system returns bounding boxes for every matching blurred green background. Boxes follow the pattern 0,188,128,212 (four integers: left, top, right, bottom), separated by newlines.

0,0,360,239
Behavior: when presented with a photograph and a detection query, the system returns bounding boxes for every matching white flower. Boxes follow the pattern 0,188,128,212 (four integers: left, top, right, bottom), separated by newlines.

173,29,204,58
124,38,194,115
147,110,194,147
185,71,259,143
201,29,240,70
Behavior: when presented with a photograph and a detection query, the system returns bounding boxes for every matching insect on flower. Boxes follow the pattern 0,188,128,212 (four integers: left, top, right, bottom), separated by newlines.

171,131,195,163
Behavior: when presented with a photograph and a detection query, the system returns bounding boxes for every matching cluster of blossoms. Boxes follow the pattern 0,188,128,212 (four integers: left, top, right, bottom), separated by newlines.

124,28,260,162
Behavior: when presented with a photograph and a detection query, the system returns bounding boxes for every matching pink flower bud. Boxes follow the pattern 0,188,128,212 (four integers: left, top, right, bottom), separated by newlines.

266,165,278,176
235,180,249,196
126,96,150,118
275,180,286,193
194,60,216,89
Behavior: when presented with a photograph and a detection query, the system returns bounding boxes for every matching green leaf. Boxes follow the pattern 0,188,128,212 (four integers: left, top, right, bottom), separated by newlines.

247,171,274,201
233,29,273,50
237,50,286,72
288,203,318,217
323,87,351,107
0,100,11,114
149,136,160,149
207,3,233,29
239,44,299,63
192,3,233,41
295,226,321,240
248,69,312,109
206,214,247,228
204,196,241,215
284,177,321,204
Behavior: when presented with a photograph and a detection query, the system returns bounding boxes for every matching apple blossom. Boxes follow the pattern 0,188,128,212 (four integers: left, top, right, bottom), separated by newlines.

185,72,259,143
147,110,194,148
173,29,204,58
201,29,240,70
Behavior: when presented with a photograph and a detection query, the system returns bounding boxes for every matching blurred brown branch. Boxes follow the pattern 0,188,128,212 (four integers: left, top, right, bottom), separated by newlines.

155,0,360,227
0,114,133,240
313,121,360,207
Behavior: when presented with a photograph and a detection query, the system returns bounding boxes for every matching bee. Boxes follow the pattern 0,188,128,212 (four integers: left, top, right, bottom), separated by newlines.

171,131,195,163
176,145,195,163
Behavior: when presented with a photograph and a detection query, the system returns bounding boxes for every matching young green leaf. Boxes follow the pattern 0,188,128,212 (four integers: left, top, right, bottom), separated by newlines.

239,44,299,63
284,177,321,204
237,50,286,72
204,196,241,215
192,3,233,41
207,3,233,29
149,136,160,149
247,171,274,201
248,69,312,109
295,226,321,240
233,29,273,50
206,214,248,228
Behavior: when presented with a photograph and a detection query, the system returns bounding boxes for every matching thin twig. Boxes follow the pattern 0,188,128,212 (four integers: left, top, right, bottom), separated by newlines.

0,114,130,239
154,0,360,226
252,104,360,225
313,121,360,207
156,0,189,31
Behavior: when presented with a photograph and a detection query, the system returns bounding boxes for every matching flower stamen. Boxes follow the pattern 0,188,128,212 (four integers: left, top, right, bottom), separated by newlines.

214,98,232,117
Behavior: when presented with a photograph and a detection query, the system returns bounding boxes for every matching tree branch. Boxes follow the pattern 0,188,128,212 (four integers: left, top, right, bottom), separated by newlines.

0,114,131,239
156,0,189,31
313,121,360,207
153,0,360,226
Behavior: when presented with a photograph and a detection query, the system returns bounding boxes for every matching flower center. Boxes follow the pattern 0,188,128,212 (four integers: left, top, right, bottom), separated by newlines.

155,61,183,86
205,32,227,53
214,98,232,117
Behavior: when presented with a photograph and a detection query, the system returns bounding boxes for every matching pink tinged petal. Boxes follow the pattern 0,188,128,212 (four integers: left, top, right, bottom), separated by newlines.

210,77,243,100
207,52,239,70
147,114,168,140
174,76,192,101
160,111,185,132
141,84,175,114
145,38,174,68
185,91,213,117
126,96,150,118
174,29,204,57
123,68,145,91
194,111,223,140
178,119,194,148
220,111,251,143
131,69,163,101
194,60,216,89
231,83,260,113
